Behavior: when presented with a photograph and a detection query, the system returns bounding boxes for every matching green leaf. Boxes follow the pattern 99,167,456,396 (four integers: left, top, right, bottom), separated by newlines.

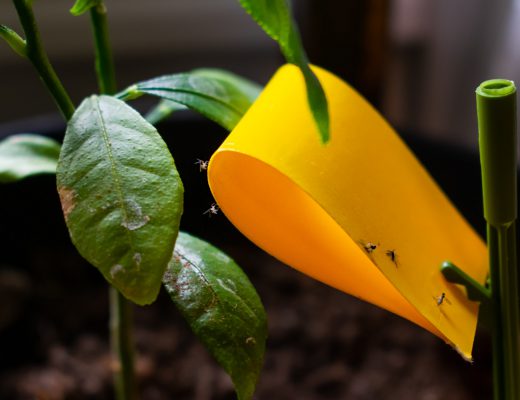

145,100,187,125
0,134,61,183
56,95,183,305
118,69,262,131
70,0,102,16
237,0,292,49
238,0,330,142
192,69,262,104
163,232,267,400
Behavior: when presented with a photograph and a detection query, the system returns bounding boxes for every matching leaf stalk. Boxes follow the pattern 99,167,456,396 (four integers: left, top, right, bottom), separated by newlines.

110,288,138,400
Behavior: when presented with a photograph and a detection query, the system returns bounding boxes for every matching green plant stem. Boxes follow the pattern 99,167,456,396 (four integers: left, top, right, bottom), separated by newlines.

89,4,137,400
11,0,75,120
110,288,137,400
11,2,136,398
476,79,520,400
90,4,117,95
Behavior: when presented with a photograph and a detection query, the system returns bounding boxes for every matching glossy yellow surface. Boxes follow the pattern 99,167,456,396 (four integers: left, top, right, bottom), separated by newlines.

208,64,488,358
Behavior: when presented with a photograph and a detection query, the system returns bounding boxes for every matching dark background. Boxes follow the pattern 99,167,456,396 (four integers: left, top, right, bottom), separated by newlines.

1,0,519,148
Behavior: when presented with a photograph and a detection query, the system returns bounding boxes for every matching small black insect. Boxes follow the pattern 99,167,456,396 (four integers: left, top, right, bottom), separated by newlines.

363,242,378,253
434,292,451,306
385,249,398,267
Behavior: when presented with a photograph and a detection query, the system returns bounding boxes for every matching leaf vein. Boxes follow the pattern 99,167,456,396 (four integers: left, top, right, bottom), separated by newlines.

119,160,168,179
137,87,245,119
93,98,137,258
175,251,258,323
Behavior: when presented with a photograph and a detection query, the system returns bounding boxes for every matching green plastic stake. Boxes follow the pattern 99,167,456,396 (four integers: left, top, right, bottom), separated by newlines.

477,79,517,225
441,261,490,303
476,78,520,400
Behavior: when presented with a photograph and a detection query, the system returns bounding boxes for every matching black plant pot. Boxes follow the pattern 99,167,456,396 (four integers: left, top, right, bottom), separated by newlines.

0,114,493,399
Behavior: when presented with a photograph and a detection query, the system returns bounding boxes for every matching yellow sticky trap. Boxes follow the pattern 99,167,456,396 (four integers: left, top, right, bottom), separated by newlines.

208,65,488,359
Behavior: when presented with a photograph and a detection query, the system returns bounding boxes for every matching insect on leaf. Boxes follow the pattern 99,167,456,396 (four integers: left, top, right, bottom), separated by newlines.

118,69,262,131
56,95,183,305
238,0,330,142
70,0,103,16
163,232,267,400
0,134,61,183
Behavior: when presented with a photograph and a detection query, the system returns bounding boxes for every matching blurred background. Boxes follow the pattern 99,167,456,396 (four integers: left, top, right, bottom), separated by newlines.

1,0,520,149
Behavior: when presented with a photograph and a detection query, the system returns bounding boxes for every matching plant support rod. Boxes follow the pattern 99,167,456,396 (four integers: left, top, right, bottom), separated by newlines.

476,79,520,400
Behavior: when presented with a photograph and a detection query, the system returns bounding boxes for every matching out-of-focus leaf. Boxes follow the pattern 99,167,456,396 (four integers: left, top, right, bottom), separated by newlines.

0,134,61,183
163,232,267,400
145,100,187,125
70,0,102,16
57,95,183,305
238,0,330,142
118,69,262,131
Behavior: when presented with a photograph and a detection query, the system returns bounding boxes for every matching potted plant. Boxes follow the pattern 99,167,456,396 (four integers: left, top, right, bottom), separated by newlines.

1,1,517,400
0,1,330,399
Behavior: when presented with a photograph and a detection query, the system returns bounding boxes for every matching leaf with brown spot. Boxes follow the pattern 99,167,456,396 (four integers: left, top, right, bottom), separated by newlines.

163,232,267,400
57,95,183,305
57,186,77,222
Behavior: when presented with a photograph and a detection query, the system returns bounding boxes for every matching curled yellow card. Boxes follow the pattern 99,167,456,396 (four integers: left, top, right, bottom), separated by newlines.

208,64,488,359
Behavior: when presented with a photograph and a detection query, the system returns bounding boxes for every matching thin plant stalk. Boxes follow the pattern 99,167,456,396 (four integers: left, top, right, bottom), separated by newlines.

89,4,138,400
109,287,137,400
90,3,117,95
11,2,137,398
476,79,520,400
11,0,75,120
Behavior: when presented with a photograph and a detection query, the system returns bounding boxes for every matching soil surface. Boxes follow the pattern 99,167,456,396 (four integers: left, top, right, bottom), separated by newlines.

0,236,493,400
0,194,494,399
0,118,494,399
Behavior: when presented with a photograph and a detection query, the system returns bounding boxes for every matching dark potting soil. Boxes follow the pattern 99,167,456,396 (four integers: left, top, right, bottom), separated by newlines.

0,115,494,399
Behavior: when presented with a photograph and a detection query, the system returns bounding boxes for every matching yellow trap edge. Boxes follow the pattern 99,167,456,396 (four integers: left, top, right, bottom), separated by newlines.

208,64,488,359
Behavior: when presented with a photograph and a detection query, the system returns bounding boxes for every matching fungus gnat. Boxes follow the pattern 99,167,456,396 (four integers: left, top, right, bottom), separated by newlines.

434,292,451,306
385,249,398,267
195,159,209,172
362,242,378,254
203,203,219,217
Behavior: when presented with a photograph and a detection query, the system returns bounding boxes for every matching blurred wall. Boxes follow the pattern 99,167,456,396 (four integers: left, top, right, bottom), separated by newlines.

296,0,389,106
2,0,520,151
383,0,518,149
